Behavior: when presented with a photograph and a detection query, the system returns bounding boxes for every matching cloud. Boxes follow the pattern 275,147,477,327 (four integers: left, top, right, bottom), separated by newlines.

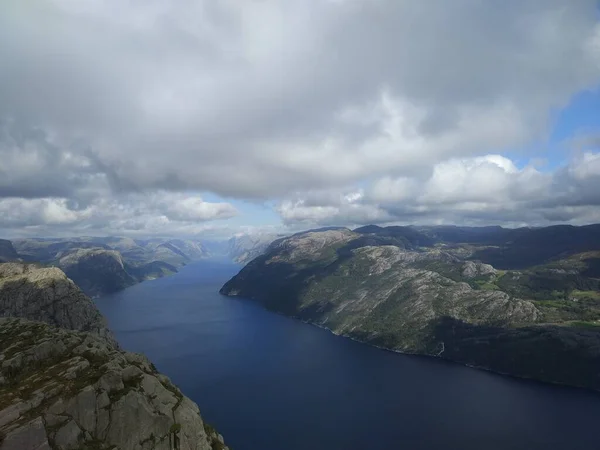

0,192,238,237
279,152,600,228
0,0,599,235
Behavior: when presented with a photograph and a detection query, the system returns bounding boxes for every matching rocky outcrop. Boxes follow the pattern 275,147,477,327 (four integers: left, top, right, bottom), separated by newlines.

0,241,18,264
228,233,282,264
12,237,211,297
461,260,496,278
0,263,228,449
0,318,227,450
221,228,600,391
0,263,115,345
57,248,137,298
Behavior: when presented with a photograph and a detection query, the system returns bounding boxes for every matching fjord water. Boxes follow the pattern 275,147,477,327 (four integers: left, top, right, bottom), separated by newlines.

96,260,600,450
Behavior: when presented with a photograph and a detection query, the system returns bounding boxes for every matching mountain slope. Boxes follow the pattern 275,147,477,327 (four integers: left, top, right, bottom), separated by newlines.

12,237,210,297
0,263,228,450
0,263,115,345
57,248,138,297
0,318,227,450
221,228,600,390
0,240,18,263
227,233,282,264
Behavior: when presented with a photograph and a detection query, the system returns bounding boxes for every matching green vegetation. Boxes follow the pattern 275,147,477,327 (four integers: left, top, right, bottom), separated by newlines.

473,280,499,291
570,321,600,330
204,422,227,450
221,225,600,391
571,290,600,300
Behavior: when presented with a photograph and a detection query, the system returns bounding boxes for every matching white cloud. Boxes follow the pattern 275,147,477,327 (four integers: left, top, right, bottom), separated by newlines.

0,192,237,237
0,1,599,235
279,152,600,228
568,152,600,180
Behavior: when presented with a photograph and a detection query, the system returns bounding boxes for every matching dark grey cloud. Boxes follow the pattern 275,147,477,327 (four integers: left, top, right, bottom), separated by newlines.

0,192,238,238
0,0,599,235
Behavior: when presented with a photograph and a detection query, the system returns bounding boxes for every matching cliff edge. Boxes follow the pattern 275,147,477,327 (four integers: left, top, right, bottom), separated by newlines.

0,263,228,450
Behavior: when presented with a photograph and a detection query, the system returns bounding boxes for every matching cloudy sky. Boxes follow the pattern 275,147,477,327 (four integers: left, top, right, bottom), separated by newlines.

1,0,600,238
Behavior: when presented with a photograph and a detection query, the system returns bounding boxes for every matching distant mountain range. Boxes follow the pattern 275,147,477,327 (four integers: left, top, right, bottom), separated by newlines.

2,232,290,296
5,236,211,297
221,224,600,391
0,239,18,263
227,232,284,264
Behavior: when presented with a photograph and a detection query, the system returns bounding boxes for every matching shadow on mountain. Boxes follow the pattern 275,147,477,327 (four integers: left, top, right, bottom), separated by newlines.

430,317,600,391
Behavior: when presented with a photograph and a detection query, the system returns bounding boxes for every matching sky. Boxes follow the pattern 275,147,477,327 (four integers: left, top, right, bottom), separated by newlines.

1,0,600,239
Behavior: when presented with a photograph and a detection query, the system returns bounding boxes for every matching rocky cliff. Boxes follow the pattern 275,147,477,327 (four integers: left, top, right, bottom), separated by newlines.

0,263,228,450
221,228,600,391
57,248,138,298
0,318,227,450
12,237,209,297
0,263,115,345
227,233,282,264
0,241,18,264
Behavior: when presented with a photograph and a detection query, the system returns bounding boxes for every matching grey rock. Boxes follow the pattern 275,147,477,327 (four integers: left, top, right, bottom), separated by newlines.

98,370,124,394
12,236,209,297
221,228,600,391
0,318,228,450
43,413,68,428
105,390,172,450
0,263,116,345
0,240,18,264
0,404,21,429
96,390,110,409
462,260,496,278
53,419,82,450
0,417,50,450
228,232,283,264
63,385,97,433
121,364,143,382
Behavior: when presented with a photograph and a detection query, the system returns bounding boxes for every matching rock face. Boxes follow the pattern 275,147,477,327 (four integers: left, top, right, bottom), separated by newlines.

227,233,282,264
12,237,209,297
0,318,227,450
221,228,600,391
0,241,18,264
0,263,228,450
0,263,115,345
56,248,140,298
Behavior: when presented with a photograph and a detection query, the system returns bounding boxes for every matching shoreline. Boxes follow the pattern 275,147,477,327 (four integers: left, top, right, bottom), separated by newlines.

226,293,600,396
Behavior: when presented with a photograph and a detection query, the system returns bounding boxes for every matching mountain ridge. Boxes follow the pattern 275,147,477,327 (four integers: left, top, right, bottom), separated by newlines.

0,262,228,450
9,237,211,297
221,225,600,391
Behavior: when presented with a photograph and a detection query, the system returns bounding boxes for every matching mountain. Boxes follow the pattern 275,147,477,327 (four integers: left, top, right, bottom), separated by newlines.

0,262,115,345
0,262,227,450
417,224,600,269
0,240,18,263
221,226,600,391
57,248,138,297
11,237,209,297
227,232,283,264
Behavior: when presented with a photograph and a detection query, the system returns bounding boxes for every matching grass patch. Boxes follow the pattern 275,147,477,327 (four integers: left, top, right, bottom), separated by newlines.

474,281,499,291
571,290,600,300
570,321,600,330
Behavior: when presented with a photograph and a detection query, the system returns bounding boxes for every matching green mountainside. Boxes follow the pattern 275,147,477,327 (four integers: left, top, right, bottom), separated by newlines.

221,226,600,390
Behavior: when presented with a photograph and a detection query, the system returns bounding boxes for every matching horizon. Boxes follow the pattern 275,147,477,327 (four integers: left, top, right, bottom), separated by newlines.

4,221,600,242
1,1,600,237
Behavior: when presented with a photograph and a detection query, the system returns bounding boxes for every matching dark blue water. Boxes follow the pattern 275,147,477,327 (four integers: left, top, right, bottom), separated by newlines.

96,260,600,450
